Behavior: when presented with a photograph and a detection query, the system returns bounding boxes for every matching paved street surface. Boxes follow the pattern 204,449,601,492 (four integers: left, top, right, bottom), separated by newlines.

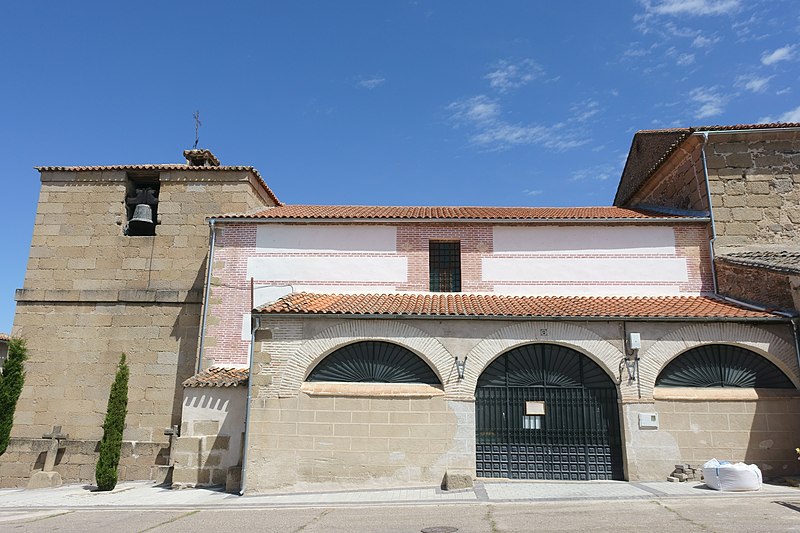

0,480,798,532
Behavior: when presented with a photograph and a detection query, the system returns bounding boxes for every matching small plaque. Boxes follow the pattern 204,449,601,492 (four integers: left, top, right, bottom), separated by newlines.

525,401,546,416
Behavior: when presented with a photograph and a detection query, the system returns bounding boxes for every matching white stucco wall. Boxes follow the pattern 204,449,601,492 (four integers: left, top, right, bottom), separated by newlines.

256,225,397,253
492,226,676,255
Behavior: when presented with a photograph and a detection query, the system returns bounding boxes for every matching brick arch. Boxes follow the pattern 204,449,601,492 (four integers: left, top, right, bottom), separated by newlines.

460,322,626,399
639,322,800,398
278,320,458,397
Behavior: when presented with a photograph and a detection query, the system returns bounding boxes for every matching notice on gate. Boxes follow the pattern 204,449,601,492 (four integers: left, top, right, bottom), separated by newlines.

525,401,546,416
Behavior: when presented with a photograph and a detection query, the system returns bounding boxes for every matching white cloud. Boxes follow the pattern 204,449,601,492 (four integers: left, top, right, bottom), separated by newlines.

640,0,740,16
689,86,730,118
522,189,543,196
485,59,543,92
734,74,773,93
357,77,386,89
772,105,800,123
569,161,622,182
447,95,501,124
569,99,601,122
676,53,696,65
691,34,719,47
776,87,791,96
761,45,797,66
446,95,589,152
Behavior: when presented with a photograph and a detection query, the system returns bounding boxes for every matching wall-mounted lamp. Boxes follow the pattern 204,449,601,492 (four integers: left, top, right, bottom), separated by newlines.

455,356,467,380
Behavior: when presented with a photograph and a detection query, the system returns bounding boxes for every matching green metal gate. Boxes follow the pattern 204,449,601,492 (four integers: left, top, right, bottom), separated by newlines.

475,344,623,480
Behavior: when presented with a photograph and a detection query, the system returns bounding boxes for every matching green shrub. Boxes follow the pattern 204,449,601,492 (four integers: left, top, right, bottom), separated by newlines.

0,337,28,456
95,353,129,491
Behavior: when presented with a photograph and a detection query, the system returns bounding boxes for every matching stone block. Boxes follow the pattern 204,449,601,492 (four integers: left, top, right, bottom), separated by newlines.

441,470,473,491
225,466,242,493
725,153,753,168
27,471,63,489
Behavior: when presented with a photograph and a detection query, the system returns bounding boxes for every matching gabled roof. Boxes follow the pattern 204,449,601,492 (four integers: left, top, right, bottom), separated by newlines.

35,164,282,206
718,250,800,275
256,292,778,319
614,122,800,207
182,367,249,388
215,205,706,222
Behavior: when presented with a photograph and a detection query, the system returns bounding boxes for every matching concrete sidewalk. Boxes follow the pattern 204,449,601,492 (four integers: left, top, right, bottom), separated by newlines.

0,480,797,510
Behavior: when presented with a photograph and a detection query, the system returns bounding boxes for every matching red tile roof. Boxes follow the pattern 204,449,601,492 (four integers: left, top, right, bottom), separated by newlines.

256,293,778,319
183,367,249,388
0,333,9,342
35,164,281,206
217,205,705,221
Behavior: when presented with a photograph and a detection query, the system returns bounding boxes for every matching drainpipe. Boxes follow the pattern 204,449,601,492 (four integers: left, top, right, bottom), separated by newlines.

239,314,261,496
794,319,800,384
196,219,218,373
698,132,719,294
789,318,800,381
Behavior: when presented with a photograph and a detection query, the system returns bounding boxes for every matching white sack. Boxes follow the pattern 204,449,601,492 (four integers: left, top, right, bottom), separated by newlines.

702,458,762,491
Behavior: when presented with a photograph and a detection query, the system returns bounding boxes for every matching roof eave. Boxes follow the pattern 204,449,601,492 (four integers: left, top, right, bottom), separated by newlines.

210,216,709,224
253,311,784,322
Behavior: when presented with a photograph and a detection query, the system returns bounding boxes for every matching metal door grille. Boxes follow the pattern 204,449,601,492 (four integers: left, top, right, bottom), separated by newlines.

476,344,623,480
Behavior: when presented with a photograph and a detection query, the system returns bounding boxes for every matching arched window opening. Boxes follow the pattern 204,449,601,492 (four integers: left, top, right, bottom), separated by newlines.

306,341,440,384
656,344,794,388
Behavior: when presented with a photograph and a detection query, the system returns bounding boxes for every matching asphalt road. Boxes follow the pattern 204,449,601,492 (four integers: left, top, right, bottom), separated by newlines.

2,497,800,533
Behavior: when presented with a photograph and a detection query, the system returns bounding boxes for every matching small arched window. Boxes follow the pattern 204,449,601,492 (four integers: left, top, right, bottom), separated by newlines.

306,341,440,384
656,344,794,388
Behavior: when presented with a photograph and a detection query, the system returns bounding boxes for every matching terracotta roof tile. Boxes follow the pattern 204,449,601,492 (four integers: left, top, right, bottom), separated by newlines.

0,333,9,342
183,367,249,388
218,205,704,221
35,164,281,206
256,293,778,319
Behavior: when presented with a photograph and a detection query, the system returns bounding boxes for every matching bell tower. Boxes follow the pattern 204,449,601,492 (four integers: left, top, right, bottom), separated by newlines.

5,148,280,488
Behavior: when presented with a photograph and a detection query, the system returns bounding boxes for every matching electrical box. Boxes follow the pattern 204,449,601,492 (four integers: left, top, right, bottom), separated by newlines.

638,412,658,429
628,332,642,351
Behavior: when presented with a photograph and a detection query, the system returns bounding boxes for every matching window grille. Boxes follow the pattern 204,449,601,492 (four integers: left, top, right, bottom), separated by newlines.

429,241,461,292
306,341,440,384
656,344,794,388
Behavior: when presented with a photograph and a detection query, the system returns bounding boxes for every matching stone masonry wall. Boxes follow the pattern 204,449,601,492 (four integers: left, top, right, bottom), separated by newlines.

0,438,169,489
623,396,800,480
11,302,199,441
5,166,277,487
704,131,800,251
245,392,474,491
628,135,709,212
716,260,796,311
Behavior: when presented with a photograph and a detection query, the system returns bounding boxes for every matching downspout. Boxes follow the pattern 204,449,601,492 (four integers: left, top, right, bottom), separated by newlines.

792,317,800,384
698,132,719,293
196,219,217,374
789,318,800,381
239,314,261,496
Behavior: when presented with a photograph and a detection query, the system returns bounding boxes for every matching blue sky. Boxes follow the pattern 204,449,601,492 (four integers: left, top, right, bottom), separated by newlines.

1,0,799,332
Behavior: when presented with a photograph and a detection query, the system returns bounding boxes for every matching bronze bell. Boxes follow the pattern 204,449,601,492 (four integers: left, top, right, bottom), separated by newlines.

128,203,154,232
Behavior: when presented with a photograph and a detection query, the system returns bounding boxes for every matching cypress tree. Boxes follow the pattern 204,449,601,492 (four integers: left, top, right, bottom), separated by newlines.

95,353,129,491
0,337,28,456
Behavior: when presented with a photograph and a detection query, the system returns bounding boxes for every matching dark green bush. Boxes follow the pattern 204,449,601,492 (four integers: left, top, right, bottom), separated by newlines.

0,337,28,456
95,353,129,491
